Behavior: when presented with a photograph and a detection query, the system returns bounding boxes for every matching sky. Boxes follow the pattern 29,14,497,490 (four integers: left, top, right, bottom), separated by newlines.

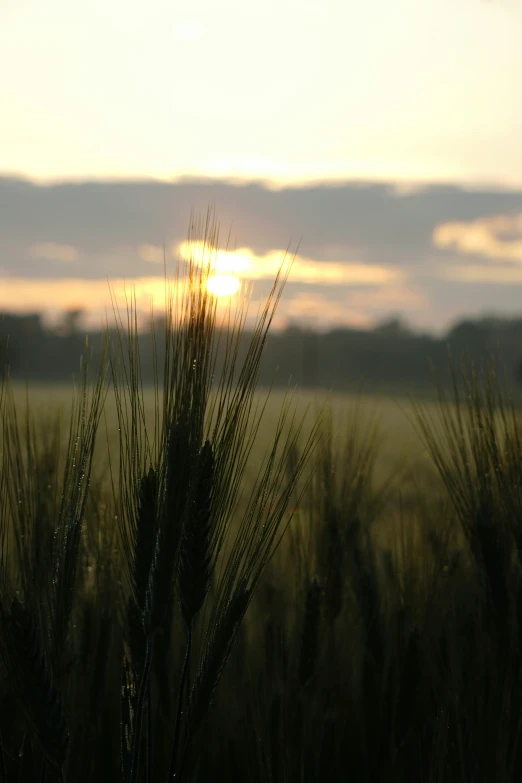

1,0,522,332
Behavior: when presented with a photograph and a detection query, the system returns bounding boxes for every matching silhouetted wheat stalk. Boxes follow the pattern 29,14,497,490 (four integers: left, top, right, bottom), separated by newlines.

107,209,321,782
168,439,214,779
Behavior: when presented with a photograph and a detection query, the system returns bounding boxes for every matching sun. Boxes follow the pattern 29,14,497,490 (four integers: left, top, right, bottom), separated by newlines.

206,274,240,297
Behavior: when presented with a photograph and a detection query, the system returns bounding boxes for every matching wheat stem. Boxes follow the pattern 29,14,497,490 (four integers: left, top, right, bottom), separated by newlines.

129,636,154,783
0,729,6,783
5,598,69,771
176,734,190,783
298,578,322,686
146,680,152,783
169,623,193,781
17,734,27,783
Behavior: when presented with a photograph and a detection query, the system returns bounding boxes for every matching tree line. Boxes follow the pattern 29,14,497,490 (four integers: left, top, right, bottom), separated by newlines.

2,310,522,394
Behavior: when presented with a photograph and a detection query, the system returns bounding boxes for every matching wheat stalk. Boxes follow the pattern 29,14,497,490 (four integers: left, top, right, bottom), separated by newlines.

298,578,322,687
2,598,69,771
179,439,214,628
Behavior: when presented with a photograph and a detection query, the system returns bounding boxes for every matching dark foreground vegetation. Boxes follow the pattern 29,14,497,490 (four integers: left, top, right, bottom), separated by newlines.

2,214,522,781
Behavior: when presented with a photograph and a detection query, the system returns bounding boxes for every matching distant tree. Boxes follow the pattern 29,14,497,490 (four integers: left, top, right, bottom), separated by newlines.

55,309,84,337
374,316,411,337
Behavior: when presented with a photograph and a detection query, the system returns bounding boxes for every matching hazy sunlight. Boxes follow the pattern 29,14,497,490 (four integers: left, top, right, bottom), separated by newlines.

207,274,240,297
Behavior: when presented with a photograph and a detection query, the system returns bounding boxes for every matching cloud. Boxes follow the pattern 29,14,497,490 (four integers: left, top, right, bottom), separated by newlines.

438,264,522,284
240,291,371,331
139,244,166,265
28,242,79,263
261,292,372,331
433,212,522,262
177,241,403,286
348,284,428,311
0,275,260,331
0,277,167,319
2,175,522,332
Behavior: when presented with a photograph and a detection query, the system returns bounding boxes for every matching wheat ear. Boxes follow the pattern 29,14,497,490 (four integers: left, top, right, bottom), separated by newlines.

144,417,192,638
178,440,214,628
169,440,214,780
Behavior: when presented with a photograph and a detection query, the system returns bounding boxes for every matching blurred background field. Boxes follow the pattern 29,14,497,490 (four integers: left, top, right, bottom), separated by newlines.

6,378,471,592
12,382,440,492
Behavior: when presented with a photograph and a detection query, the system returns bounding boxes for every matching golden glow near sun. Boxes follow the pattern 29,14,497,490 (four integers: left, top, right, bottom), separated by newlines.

178,241,248,298
206,274,240,297
178,240,402,287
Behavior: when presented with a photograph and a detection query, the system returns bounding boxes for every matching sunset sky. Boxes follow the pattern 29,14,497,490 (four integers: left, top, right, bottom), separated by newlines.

1,0,522,332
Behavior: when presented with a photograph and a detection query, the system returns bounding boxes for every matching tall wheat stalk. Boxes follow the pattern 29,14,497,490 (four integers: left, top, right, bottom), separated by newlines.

109,208,322,782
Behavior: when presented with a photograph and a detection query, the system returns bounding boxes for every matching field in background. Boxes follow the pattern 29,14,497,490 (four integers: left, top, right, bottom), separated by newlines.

13,383,444,511
5,366,522,781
